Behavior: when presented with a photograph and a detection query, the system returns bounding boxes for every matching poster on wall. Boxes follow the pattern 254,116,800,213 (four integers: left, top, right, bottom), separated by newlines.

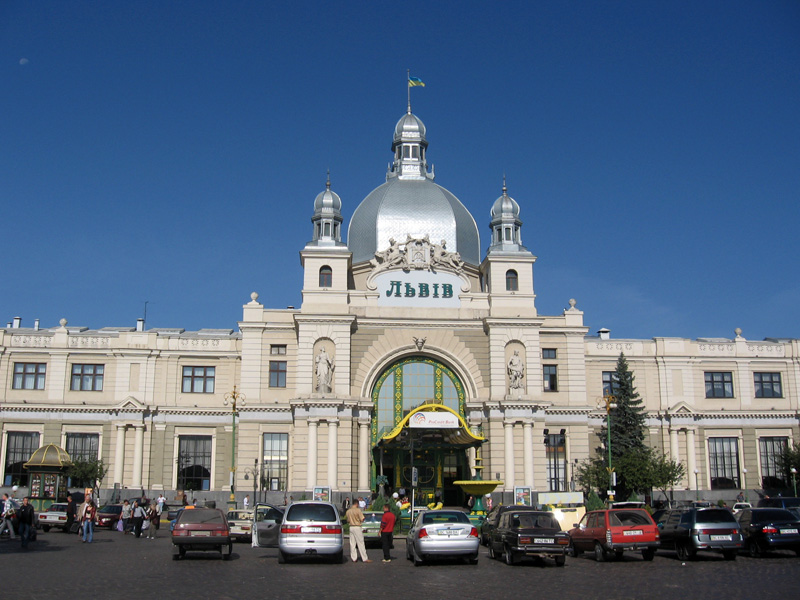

514,486,532,506
313,486,331,502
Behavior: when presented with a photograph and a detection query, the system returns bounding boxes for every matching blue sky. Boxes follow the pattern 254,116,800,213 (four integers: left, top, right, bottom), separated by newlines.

2,1,798,341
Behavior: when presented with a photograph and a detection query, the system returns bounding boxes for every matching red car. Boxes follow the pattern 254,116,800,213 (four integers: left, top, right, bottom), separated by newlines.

568,508,660,561
97,504,123,528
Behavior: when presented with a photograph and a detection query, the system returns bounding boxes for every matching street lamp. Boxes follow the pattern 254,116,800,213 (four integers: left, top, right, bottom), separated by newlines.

223,385,246,508
243,458,259,504
598,394,617,502
694,469,699,502
791,467,798,497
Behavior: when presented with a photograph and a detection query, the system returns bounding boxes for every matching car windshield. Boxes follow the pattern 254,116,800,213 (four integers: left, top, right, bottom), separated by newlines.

98,505,121,513
609,511,651,526
514,513,559,529
286,504,337,522
422,512,470,525
696,509,736,523
48,504,68,511
754,509,796,523
178,509,224,525
363,513,382,523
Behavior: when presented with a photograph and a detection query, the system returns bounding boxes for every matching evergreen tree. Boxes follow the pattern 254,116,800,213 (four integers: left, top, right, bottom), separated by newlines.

600,353,647,460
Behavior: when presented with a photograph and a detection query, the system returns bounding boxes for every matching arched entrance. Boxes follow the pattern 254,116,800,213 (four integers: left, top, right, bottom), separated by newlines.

370,357,483,506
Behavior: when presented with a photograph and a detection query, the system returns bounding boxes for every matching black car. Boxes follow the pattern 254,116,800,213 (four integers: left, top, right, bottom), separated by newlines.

757,497,800,511
487,510,569,566
736,508,800,557
657,507,742,561
481,505,541,546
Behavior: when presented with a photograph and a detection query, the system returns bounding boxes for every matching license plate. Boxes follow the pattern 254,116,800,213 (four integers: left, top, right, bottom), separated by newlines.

710,535,731,541
301,526,322,533
623,530,642,536
191,531,211,537
438,529,461,536
534,538,555,544
781,528,798,534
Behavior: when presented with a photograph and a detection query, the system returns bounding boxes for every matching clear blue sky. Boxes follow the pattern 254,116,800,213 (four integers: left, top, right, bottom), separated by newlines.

2,1,798,341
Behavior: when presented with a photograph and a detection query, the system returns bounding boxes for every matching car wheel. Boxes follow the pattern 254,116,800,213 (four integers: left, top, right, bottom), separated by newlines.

278,550,286,564
675,543,694,561
413,548,424,567
42,525,50,533
554,554,566,567
594,542,607,562
488,544,496,560
748,540,763,558
504,546,518,566
178,546,186,559
642,548,655,561
722,550,737,561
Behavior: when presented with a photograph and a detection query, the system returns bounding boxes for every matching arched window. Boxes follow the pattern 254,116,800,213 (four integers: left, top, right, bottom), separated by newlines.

372,357,465,441
506,269,518,291
319,266,332,287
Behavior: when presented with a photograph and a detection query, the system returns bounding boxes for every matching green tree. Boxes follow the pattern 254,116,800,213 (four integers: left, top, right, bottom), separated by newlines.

575,455,607,494
779,441,800,491
67,457,108,490
650,450,686,504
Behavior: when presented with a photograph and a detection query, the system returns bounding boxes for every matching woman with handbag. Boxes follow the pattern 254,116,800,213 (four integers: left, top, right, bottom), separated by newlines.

146,504,159,539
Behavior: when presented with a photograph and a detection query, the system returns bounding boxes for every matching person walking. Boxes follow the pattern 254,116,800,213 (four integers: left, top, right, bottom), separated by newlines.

131,501,146,538
345,497,371,563
379,504,396,563
78,494,98,543
120,500,132,534
146,503,159,539
18,496,35,549
243,495,250,510
65,494,77,534
1,493,17,539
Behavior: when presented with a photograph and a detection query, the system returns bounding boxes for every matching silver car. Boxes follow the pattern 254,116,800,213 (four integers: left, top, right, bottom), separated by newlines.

277,501,343,563
406,509,480,565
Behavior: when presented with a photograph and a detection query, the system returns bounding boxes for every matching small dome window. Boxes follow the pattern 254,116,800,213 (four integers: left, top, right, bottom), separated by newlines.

319,266,332,288
506,269,518,291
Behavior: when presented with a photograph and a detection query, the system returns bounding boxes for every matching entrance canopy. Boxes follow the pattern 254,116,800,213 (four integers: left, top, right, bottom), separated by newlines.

376,404,484,450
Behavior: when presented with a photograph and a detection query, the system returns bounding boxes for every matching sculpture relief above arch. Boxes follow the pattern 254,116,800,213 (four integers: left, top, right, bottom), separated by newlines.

354,327,483,400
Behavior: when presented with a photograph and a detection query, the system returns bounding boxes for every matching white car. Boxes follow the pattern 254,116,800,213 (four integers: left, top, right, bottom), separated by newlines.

277,501,343,563
38,503,70,532
406,509,480,565
732,502,752,514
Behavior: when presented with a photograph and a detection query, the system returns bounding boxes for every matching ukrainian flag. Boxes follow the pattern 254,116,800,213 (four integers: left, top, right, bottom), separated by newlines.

408,76,425,87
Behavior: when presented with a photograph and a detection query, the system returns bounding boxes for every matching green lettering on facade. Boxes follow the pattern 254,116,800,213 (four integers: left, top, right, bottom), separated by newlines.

442,284,453,298
386,281,402,297
404,283,416,297
418,283,429,297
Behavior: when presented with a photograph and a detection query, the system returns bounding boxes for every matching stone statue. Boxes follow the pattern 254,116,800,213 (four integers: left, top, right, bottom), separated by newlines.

370,237,407,274
431,239,464,273
507,350,524,391
315,347,334,393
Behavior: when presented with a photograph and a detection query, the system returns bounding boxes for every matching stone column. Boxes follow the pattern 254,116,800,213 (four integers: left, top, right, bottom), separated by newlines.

669,428,679,462
113,425,126,486
306,419,319,490
685,428,697,491
358,420,370,492
132,425,145,488
522,421,534,488
504,421,515,492
327,419,338,490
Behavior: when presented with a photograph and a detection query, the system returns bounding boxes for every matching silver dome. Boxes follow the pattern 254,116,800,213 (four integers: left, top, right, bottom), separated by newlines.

314,186,342,213
348,177,480,265
393,112,427,147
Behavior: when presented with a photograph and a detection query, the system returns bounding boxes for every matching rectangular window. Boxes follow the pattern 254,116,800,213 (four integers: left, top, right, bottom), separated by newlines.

182,366,216,393
269,361,287,388
3,431,40,486
602,371,619,396
177,435,212,491
704,372,734,398
542,349,557,359
13,363,47,390
545,433,567,491
708,437,740,489
65,433,100,487
262,433,289,492
543,365,558,392
754,373,782,398
759,437,788,489
270,345,287,355
70,364,104,391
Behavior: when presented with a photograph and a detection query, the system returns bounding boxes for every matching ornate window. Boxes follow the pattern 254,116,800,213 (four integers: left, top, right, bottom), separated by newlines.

13,363,46,390
182,366,215,393
70,364,104,391
319,266,332,287
3,431,39,486
270,361,287,388
754,373,782,398
177,435,212,491
505,269,518,291
708,437,740,489
759,437,788,488
371,357,465,442
705,372,734,398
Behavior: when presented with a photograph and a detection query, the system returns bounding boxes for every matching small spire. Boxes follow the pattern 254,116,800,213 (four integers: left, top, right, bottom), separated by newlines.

502,173,507,195
326,169,331,190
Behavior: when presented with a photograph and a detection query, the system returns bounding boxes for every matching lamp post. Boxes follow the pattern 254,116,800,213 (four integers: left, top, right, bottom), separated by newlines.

694,469,699,502
791,467,798,497
223,385,246,508
598,394,617,502
243,458,259,504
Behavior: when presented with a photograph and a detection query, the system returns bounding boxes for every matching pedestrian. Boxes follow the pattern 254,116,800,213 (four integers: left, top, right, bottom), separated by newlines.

121,499,132,534
485,493,493,511
18,496,35,549
157,493,166,513
358,496,366,509
1,493,18,539
132,500,146,538
736,491,745,503
65,494,77,533
342,496,351,512
78,493,98,543
379,504,396,563
345,497,371,563
146,503,159,539
243,495,250,510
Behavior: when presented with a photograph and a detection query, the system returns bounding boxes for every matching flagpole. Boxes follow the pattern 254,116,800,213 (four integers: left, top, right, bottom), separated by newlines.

407,68,411,113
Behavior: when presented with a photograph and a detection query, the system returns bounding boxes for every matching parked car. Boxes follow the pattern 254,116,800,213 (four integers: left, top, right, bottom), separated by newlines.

166,504,184,521
657,507,742,561
757,497,800,511
406,509,480,566
361,511,383,546
97,504,123,529
38,503,70,532
251,503,285,548
278,501,343,563
169,508,185,532
487,510,569,566
732,502,752,515
736,508,800,557
568,508,660,562
226,509,254,542
172,507,232,560
481,504,540,546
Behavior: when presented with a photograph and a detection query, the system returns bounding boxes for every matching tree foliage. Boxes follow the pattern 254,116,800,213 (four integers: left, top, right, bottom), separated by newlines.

600,353,647,460
779,441,800,482
66,457,108,490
